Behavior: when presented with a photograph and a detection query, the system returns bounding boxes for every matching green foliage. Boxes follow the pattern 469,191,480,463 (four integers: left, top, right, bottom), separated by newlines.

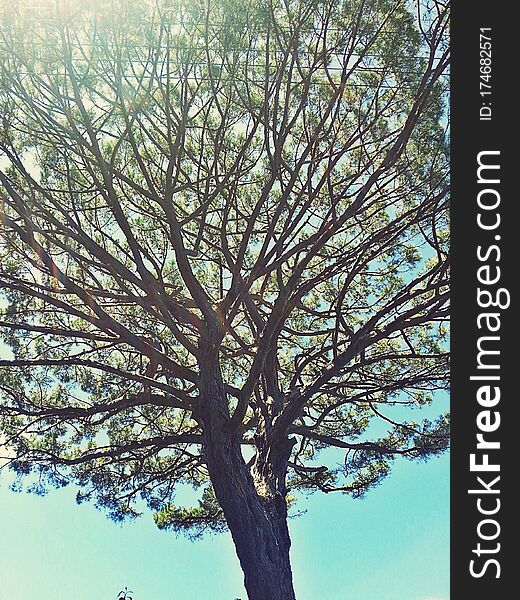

154,486,227,540
0,0,449,537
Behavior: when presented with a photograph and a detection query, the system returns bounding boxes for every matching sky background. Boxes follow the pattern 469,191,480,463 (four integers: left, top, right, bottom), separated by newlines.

0,8,450,599
0,450,449,600
0,233,449,600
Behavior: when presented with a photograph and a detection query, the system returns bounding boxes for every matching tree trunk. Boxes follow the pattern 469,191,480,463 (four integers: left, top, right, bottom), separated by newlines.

199,363,297,600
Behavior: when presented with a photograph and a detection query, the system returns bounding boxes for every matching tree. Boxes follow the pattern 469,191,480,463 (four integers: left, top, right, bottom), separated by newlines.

0,1,449,598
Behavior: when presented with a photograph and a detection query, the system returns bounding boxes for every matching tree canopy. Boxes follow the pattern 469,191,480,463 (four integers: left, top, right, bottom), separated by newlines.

0,0,449,597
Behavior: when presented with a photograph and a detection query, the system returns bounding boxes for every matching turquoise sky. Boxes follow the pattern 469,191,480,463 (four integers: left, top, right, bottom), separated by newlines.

0,452,449,600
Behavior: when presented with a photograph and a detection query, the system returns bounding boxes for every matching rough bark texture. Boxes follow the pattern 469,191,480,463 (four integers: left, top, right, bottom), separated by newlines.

199,360,296,600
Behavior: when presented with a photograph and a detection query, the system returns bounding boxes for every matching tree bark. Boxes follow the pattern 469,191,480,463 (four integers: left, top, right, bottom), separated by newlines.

199,362,297,600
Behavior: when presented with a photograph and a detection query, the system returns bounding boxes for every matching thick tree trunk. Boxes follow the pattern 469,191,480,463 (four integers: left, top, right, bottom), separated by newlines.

199,363,297,600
